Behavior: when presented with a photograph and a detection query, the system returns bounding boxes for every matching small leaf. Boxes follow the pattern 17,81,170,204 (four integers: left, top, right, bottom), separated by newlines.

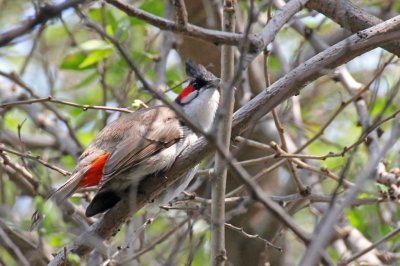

78,49,113,68
60,52,86,70
61,40,113,70
66,253,81,265
80,39,112,51
48,235,64,247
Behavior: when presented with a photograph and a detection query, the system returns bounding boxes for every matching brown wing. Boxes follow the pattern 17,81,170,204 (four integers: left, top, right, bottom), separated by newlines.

99,106,182,186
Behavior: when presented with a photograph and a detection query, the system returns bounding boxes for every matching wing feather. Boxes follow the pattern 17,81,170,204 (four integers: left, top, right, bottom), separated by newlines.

100,107,182,186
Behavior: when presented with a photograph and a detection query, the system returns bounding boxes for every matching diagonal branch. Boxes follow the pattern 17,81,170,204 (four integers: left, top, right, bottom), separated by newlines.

0,0,89,47
106,0,247,47
306,0,400,56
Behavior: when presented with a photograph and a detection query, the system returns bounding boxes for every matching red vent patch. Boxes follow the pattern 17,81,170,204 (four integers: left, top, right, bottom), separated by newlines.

79,153,109,188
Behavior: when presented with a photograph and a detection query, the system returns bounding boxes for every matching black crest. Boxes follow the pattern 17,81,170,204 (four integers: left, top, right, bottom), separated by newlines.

185,60,218,85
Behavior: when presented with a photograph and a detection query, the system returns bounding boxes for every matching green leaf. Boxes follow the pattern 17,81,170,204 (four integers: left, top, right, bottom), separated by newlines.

48,235,65,247
80,39,112,51
79,49,113,68
87,8,118,36
60,155,75,169
128,0,164,25
66,253,81,265
76,130,96,146
140,0,163,16
60,51,86,70
60,40,113,70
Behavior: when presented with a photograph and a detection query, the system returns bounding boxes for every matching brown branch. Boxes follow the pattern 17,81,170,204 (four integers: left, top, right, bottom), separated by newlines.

0,225,30,266
105,0,247,47
0,96,133,113
307,0,400,56
171,0,188,29
110,218,189,264
0,152,38,196
0,0,88,47
0,73,83,158
264,42,307,194
189,193,390,207
225,222,282,252
0,219,52,266
0,144,70,176
211,0,236,264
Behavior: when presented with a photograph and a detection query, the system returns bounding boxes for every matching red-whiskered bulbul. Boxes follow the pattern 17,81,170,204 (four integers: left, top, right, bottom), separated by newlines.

32,61,220,227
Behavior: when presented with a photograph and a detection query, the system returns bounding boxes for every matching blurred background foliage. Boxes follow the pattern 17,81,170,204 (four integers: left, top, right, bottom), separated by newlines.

0,0,399,265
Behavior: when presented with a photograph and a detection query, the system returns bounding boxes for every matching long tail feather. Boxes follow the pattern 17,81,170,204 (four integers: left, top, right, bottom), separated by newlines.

31,170,85,230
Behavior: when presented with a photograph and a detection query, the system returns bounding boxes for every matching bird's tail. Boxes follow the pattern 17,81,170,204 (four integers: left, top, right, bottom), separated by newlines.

30,170,85,230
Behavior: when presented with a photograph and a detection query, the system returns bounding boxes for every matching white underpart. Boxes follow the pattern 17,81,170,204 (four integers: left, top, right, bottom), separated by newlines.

183,88,220,132
155,88,220,205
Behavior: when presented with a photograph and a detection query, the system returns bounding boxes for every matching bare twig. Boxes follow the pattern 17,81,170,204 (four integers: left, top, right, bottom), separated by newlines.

0,225,30,266
171,0,188,28
264,43,307,194
306,0,400,56
114,218,190,264
0,96,132,113
105,0,246,46
0,144,70,176
225,222,282,251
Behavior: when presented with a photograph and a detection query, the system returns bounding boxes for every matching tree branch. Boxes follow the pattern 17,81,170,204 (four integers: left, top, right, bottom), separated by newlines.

105,0,247,47
306,0,400,56
211,0,236,264
0,0,89,47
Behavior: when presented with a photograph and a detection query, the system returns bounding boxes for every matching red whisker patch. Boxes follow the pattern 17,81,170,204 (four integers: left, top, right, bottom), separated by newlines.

176,84,194,103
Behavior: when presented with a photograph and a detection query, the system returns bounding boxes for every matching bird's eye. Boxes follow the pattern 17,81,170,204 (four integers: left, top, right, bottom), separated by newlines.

192,79,206,90
181,90,199,104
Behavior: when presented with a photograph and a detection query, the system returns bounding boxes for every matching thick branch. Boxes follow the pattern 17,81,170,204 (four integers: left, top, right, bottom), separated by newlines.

307,0,400,56
211,0,236,265
106,0,247,46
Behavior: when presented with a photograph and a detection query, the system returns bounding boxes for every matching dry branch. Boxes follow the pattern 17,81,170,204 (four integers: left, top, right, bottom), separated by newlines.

307,0,400,56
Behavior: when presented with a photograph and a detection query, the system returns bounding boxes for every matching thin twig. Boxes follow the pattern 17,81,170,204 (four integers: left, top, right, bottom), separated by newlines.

171,0,188,28
0,96,132,113
225,222,282,251
0,144,71,176
264,46,308,195
105,0,246,46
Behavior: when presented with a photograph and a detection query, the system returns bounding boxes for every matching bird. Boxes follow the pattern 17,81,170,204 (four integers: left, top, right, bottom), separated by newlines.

31,60,220,228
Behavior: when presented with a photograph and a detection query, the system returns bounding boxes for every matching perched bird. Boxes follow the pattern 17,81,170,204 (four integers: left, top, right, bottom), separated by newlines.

32,61,220,227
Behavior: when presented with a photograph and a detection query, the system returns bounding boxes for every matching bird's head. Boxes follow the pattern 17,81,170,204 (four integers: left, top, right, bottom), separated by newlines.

175,60,221,131
175,60,221,106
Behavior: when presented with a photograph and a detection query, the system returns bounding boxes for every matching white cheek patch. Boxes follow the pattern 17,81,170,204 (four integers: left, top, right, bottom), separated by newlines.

181,90,199,104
